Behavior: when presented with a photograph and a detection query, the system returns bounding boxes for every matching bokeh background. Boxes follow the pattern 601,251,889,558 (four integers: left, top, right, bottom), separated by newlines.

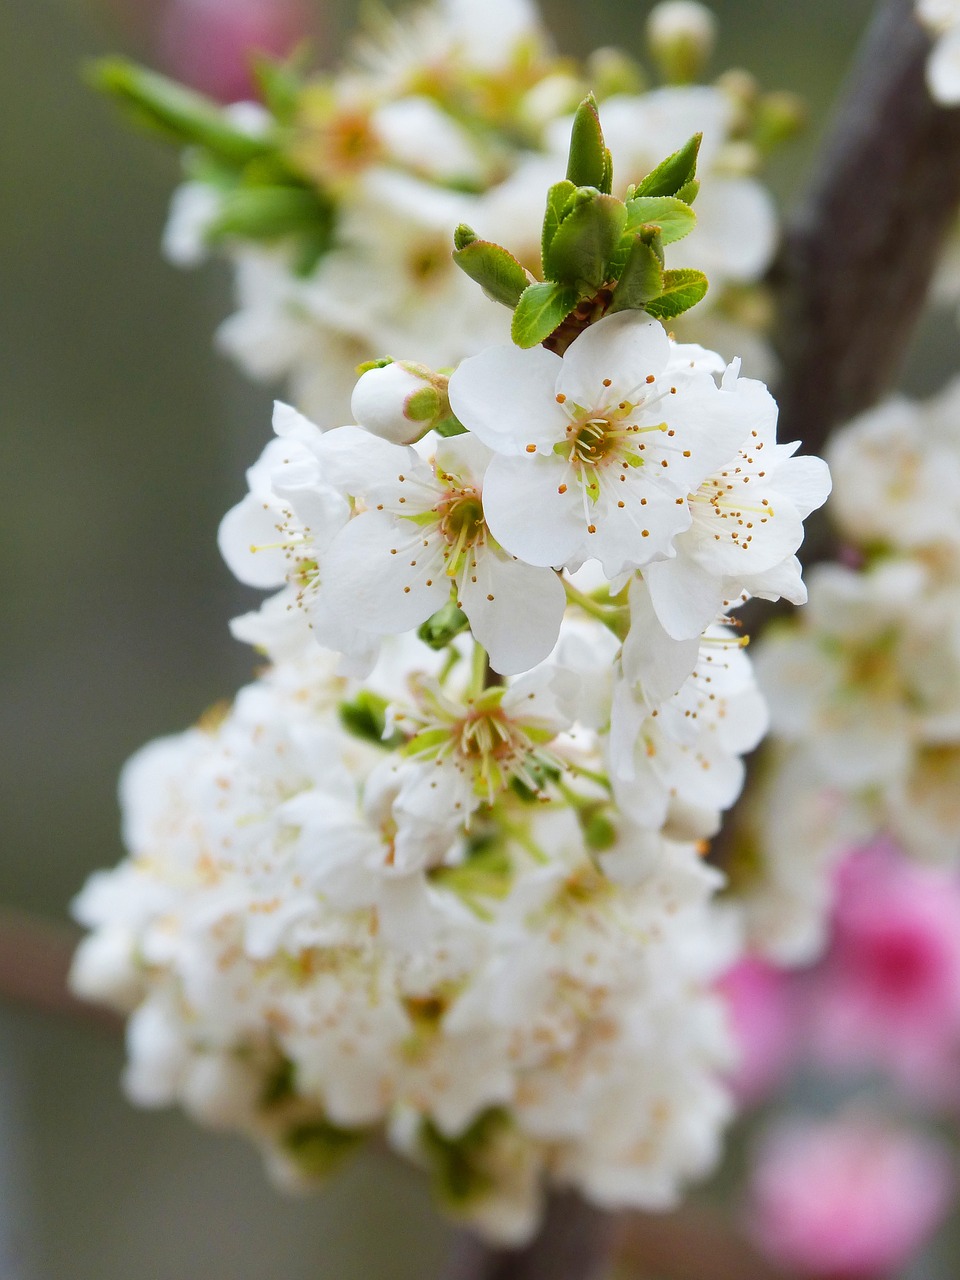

3,0,952,1276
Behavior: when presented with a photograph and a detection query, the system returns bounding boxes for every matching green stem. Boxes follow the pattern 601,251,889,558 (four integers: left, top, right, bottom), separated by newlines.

561,576,626,634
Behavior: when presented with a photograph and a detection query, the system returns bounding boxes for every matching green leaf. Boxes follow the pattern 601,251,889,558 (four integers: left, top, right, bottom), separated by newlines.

623,195,696,245
453,223,477,251
251,44,310,122
208,186,332,243
511,281,580,348
430,841,513,904
453,239,530,308
421,1110,511,1207
675,178,700,205
633,133,702,198
565,94,612,194
338,691,403,748
418,601,470,649
282,1119,367,1180
88,57,274,165
610,238,664,312
643,268,709,320
542,191,627,288
434,415,468,438
541,179,577,268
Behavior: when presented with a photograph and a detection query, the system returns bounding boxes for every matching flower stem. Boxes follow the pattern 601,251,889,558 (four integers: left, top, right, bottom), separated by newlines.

561,576,627,635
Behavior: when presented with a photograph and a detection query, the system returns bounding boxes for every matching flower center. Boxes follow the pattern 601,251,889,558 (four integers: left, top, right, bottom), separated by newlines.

570,417,621,466
436,488,486,576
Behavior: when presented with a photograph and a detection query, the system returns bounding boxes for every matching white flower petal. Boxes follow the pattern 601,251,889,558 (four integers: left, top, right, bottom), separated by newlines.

448,344,566,455
644,552,726,640
320,511,449,635
483,453,585,567
460,552,566,675
558,311,670,409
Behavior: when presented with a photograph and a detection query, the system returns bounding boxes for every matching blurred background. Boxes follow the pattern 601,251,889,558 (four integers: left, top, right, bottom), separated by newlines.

4,0,953,1276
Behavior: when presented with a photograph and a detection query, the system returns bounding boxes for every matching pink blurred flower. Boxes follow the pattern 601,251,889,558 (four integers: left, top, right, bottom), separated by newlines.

747,1112,954,1278
718,957,796,1104
809,840,960,1101
158,0,310,104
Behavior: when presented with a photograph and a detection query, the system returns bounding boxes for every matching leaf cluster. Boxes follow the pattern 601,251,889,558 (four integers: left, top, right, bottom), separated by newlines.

90,54,334,274
453,95,708,349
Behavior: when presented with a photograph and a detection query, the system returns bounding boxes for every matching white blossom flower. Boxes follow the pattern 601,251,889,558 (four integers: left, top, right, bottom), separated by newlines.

318,430,567,674
755,560,960,790
827,383,960,556
643,362,831,640
918,0,960,103
217,403,385,670
448,312,750,578
72,650,740,1242
610,615,767,838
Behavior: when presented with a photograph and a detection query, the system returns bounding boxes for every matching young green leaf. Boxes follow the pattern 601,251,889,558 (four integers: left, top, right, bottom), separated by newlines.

89,57,273,165
623,195,696,244
541,179,578,268
251,45,310,122
675,178,700,205
633,133,702,199
643,268,709,320
453,239,530,308
609,238,665,312
454,223,477,251
542,192,627,288
208,186,332,243
511,281,580,348
565,94,612,194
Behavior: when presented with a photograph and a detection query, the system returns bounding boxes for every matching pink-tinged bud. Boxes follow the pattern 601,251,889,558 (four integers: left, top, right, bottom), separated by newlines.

157,0,309,104
747,1113,954,1278
351,361,447,444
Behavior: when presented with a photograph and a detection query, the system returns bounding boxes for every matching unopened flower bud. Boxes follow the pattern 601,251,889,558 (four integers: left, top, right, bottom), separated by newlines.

586,47,646,98
647,1,717,84
753,91,807,152
351,360,449,444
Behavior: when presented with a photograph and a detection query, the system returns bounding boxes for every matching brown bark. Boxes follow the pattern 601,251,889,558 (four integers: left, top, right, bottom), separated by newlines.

775,0,960,456
439,1194,621,1280
0,908,120,1032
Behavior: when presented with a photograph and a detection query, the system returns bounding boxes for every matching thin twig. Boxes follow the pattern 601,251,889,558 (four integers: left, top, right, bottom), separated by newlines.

0,907,120,1031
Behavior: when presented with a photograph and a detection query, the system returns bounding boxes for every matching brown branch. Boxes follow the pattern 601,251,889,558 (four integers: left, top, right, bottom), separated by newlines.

439,1194,621,1280
775,0,960,457
0,907,120,1032
617,1207,796,1280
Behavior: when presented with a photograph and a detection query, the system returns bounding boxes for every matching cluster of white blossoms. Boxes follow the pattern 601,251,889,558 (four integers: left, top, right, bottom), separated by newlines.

76,0,830,1237
743,378,960,963
917,0,960,104
72,284,828,1234
71,647,737,1242
157,0,788,424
